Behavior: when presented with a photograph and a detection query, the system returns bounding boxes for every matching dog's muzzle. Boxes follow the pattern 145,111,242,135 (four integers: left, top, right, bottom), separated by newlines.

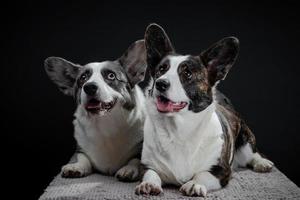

85,98,117,114
83,82,98,96
155,79,170,93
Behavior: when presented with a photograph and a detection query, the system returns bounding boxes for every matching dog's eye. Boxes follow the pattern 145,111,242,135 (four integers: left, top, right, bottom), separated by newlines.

106,72,116,80
79,74,88,83
159,64,168,72
156,64,168,77
183,69,192,80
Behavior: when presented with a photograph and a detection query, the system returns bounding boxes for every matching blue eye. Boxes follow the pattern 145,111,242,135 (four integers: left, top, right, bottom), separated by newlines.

107,72,116,80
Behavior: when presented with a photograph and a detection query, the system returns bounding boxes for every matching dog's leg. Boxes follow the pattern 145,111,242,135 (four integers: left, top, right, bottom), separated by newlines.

179,171,222,197
235,143,274,172
234,121,274,172
135,169,163,195
61,152,92,178
249,151,274,172
115,158,140,182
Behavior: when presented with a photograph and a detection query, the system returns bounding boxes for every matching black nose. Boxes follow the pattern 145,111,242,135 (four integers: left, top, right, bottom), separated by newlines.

83,82,98,96
155,79,170,92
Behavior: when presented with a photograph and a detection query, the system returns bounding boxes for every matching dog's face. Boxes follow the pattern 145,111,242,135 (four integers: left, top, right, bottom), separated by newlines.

45,40,146,115
144,24,239,114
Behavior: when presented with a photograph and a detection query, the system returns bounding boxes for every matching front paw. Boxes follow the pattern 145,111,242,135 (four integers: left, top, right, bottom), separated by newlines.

253,157,274,173
115,164,139,182
61,164,87,178
180,181,207,197
135,182,163,195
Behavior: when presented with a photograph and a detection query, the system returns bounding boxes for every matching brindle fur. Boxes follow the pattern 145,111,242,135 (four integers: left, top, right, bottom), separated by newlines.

210,90,257,186
143,24,268,191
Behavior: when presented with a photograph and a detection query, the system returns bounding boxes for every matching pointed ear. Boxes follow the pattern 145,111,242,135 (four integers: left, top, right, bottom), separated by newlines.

200,37,239,85
44,57,81,96
144,23,175,76
119,39,147,87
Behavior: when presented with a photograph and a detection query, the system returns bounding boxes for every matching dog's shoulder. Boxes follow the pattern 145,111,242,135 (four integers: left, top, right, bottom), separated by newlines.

215,92,241,137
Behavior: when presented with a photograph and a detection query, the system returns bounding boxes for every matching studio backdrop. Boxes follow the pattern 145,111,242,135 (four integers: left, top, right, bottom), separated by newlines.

3,1,299,199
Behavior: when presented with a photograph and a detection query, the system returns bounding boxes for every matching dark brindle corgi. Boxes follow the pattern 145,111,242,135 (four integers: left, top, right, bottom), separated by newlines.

135,24,273,197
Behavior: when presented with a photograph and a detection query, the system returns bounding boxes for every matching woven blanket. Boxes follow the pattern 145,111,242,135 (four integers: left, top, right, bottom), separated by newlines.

40,167,300,200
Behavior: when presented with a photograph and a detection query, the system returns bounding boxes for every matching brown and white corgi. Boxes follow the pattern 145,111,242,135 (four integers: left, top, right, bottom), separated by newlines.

135,24,273,197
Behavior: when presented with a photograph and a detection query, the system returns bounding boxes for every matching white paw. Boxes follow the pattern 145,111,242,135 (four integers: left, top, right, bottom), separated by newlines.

252,157,274,172
179,181,207,197
135,181,163,195
61,164,88,178
115,164,139,182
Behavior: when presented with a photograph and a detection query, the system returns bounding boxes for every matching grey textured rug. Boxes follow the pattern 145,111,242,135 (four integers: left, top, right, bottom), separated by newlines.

40,167,300,200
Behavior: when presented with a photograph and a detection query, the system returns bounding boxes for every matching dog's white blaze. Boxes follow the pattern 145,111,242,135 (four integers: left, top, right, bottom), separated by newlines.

81,62,121,104
157,55,189,102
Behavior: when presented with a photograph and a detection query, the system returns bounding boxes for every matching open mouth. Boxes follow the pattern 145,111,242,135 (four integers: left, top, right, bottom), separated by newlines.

156,95,187,113
85,98,117,114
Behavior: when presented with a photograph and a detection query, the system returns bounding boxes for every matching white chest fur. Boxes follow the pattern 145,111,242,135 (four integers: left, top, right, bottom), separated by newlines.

73,87,145,175
142,101,224,185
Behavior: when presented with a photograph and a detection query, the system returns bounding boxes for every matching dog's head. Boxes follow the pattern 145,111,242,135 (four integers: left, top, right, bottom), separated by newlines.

44,40,146,115
145,24,239,114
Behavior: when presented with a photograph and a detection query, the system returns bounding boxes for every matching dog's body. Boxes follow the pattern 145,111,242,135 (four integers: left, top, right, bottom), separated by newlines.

71,82,145,176
136,24,273,196
143,93,222,185
45,40,147,181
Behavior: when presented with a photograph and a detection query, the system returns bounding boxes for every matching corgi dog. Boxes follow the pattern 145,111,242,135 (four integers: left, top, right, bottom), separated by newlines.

45,40,146,181
135,24,273,196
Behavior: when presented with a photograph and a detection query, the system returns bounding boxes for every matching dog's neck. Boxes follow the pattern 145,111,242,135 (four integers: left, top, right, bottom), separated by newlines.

149,99,219,144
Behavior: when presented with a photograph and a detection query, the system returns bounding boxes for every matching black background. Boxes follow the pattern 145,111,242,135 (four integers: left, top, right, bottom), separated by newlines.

3,1,300,199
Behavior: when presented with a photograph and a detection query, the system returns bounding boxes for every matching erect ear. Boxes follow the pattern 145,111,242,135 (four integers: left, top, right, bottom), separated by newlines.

119,39,147,87
44,57,82,96
200,37,239,85
144,23,175,76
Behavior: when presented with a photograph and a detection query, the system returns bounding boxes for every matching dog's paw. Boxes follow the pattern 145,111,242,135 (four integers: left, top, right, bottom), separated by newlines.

115,164,139,182
179,181,207,197
61,164,87,178
135,182,163,195
252,157,274,172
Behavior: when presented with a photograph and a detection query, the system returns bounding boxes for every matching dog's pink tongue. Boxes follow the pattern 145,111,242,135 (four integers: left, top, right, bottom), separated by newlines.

86,101,100,109
156,97,187,112
157,99,174,112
